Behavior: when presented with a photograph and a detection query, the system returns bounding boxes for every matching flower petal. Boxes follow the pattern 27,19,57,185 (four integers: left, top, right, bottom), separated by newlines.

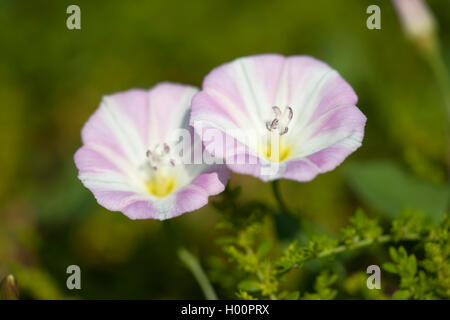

191,54,365,182
147,82,198,145
122,167,230,221
75,82,229,220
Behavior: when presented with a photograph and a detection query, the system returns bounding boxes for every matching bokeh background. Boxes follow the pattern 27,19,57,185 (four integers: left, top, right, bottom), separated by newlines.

0,0,448,299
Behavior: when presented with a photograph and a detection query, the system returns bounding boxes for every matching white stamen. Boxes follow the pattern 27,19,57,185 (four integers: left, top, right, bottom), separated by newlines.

163,143,170,154
144,142,176,173
272,106,282,117
266,106,293,136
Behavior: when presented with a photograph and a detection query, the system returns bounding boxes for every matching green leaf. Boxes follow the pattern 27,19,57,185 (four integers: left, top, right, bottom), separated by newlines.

345,160,449,223
389,247,398,261
383,262,397,274
256,238,272,258
392,290,411,300
398,247,408,259
407,255,417,275
238,280,261,293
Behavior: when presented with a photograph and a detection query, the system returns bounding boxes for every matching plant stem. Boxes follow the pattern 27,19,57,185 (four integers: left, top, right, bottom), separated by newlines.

281,233,420,276
271,180,305,240
178,248,218,300
426,46,450,122
271,180,290,215
246,247,279,300
316,233,418,262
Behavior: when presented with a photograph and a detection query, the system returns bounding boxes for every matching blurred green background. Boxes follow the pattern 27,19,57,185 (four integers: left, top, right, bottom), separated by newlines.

0,0,448,299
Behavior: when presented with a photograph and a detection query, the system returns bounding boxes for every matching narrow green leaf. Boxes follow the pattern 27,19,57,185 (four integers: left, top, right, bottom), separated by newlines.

238,280,261,293
407,255,417,275
383,262,397,274
389,247,398,261
345,160,448,223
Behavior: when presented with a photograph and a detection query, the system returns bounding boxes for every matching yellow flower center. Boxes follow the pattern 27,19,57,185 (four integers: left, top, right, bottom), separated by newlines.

260,139,292,163
146,173,177,198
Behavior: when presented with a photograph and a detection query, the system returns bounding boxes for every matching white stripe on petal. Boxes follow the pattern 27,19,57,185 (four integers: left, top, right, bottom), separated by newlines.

147,83,198,146
83,143,146,191
79,170,135,191
288,69,338,139
101,96,147,165
274,60,290,112
297,130,364,158
234,59,268,132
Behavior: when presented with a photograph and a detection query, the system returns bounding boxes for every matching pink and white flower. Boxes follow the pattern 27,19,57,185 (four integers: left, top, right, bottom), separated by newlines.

74,82,229,220
190,54,366,182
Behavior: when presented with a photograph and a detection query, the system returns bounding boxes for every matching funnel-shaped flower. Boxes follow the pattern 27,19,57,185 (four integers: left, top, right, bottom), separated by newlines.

190,54,366,182
392,0,436,41
75,83,229,220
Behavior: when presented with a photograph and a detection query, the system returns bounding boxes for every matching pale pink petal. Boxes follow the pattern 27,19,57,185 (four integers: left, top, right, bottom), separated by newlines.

281,158,320,182
191,165,230,195
122,200,159,220
191,54,366,182
107,89,150,147
147,82,198,145
75,82,229,220
298,104,366,158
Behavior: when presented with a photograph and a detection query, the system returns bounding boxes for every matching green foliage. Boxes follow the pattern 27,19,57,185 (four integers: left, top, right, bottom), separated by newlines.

345,160,449,223
222,222,279,299
341,209,383,247
384,215,450,299
211,187,449,300
302,271,338,300
236,291,258,300
391,210,426,241
342,272,386,300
